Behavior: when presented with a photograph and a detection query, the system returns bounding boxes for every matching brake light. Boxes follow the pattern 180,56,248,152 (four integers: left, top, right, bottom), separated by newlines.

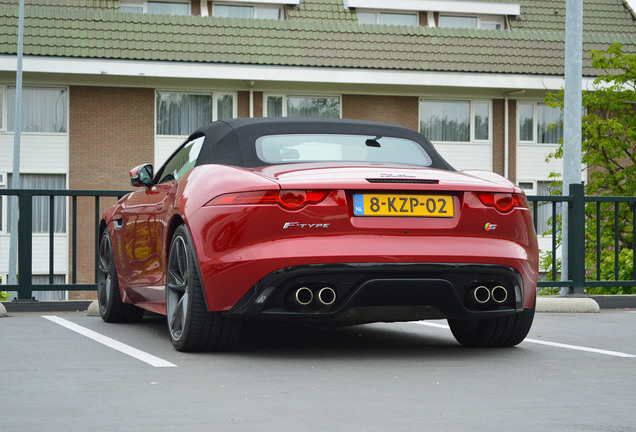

208,190,330,210
475,192,528,213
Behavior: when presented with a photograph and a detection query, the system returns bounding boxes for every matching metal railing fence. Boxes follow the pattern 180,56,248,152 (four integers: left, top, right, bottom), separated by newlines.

0,189,129,300
1,184,634,300
528,183,636,293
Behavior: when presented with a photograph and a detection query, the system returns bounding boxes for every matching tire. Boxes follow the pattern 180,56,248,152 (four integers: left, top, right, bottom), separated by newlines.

97,230,144,323
448,297,536,348
166,225,241,352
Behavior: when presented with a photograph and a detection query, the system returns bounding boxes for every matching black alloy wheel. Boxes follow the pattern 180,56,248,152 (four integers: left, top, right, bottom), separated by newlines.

97,230,144,323
166,225,241,352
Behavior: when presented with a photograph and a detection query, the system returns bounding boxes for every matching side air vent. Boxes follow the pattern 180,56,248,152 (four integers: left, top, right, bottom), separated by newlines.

366,179,439,184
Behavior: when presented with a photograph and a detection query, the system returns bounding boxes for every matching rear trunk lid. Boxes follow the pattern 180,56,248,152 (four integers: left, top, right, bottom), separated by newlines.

249,163,514,193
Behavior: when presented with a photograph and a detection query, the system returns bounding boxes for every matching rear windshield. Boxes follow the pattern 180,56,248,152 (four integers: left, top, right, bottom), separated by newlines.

255,134,432,166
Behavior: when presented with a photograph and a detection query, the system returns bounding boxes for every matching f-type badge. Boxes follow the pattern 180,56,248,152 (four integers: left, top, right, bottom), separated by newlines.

283,222,330,229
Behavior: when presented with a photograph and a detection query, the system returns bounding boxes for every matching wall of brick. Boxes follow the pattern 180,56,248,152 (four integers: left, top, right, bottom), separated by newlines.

237,91,263,118
342,94,419,131
508,100,517,183
492,99,505,176
68,86,154,299
237,91,249,118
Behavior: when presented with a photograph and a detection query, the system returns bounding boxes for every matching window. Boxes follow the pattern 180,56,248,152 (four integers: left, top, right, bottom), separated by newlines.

213,3,283,19
4,174,66,234
521,181,562,236
256,134,432,166
32,275,66,301
156,92,235,135
518,102,563,144
121,1,190,15
419,100,490,142
265,95,340,118
0,86,4,130
439,15,477,29
158,136,205,183
357,10,418,26
7,87,67,133
438,15,504,30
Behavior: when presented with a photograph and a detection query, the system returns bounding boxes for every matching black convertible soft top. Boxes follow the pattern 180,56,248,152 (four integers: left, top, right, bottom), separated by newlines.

191,117,455,171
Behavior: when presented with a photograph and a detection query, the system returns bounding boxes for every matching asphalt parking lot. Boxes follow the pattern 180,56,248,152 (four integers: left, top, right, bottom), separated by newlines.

1,309,635,432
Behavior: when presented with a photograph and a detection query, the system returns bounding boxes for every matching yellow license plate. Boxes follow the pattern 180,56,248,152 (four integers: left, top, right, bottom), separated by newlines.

353,194,454,217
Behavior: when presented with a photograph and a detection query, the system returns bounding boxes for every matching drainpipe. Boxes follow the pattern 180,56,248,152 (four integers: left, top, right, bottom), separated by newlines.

249,81,254,118
504,90,525,180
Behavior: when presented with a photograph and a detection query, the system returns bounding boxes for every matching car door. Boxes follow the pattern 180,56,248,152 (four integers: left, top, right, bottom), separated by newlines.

116,135,205,303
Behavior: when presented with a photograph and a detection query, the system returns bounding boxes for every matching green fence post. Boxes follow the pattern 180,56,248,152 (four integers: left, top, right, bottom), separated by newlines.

17,191,33,300
567,183,586,294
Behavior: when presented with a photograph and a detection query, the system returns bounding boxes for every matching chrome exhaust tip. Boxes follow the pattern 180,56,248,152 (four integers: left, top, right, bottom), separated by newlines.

294,287,314,306
317,287,337,306
472,285,491,304
491,285,508,304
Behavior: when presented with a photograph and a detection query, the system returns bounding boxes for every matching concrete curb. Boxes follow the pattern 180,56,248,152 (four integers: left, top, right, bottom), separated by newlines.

536,296,600,313
86,300,100,316
0,302,7,317
1,300,92,313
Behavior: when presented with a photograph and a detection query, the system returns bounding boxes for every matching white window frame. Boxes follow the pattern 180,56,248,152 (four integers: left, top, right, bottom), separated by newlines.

517,101,563,145
121,0,191,14
213,92,238,121
155,90,238,137
418,98,492,144
4,86,69,135
263,94,342,118
479,15,505,30
212,2,284,19
214,0,299,5
0,85,5,132
0,174,6,234
346,0,520,16
437,13,505,29
356,9,419,25
518,180,537,195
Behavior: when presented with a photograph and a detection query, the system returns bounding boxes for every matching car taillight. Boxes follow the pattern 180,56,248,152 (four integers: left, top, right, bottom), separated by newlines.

475,192,528,213
208,190,330,210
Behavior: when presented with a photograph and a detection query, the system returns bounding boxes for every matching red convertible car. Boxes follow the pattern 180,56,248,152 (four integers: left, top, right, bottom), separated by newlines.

97,118,538,352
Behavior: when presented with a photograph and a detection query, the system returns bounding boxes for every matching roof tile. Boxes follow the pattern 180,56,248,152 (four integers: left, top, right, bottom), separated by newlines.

0,0,635,76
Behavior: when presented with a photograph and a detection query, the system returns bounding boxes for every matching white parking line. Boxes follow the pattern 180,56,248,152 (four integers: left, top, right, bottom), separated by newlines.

523,338,636,358
42,315,177,368
413,321,636,358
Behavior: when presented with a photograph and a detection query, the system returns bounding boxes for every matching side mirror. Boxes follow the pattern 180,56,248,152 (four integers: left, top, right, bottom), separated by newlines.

129,164,153,187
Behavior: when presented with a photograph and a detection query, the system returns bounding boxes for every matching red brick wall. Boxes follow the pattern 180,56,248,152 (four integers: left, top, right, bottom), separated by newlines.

68,86,154,299
253,92,263,118
237,91,249,118
419,12,428,26
236,91,263,118
508,101,517,183
342,94,419,131
492,99,505,176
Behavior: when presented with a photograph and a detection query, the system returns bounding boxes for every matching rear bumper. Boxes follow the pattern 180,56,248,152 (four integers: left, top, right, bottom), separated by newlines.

228,263,528,323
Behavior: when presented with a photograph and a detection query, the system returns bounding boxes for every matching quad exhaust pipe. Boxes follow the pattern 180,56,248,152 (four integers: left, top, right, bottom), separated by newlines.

472,285,491,304
294,286,314,306
317,287,336,306
491,285,508,304
288,286,337,310
469,284,509,308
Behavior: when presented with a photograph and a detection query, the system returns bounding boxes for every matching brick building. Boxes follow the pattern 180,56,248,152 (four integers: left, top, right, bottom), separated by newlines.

0,0,635,298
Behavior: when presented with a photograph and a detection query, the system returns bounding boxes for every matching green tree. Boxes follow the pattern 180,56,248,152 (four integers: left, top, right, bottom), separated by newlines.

0,275,8,301
544,43,635,294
